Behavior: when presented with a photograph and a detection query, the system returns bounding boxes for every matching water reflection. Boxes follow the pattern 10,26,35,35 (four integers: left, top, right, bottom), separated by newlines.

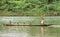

0,32,29,37
0,16,40,25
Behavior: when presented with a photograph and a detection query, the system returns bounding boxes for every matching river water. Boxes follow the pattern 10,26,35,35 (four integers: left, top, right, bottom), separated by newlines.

0,16,60,37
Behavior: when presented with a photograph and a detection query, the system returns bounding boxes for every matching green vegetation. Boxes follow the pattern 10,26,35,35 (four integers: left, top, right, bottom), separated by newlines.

0,0,60,16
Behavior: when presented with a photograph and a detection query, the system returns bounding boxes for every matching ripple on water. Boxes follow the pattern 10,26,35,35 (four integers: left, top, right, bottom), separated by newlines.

0,32,29,37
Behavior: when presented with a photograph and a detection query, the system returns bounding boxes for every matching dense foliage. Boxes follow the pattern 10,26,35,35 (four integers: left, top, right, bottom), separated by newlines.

0,0,60,16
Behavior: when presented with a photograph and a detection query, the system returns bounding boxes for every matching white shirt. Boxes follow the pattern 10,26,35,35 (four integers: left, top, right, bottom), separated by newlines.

41,20,44,24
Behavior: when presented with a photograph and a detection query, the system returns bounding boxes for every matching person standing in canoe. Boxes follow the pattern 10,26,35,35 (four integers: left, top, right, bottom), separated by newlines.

40,18,44,25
